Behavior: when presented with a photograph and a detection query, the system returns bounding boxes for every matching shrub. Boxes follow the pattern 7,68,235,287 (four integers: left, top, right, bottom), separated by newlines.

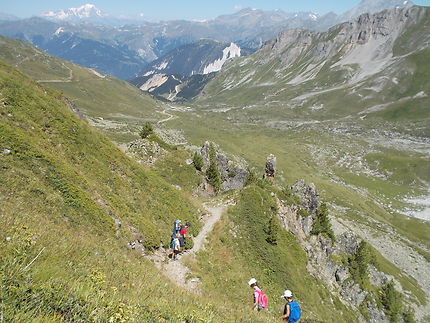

310,203,335,242
206,144,221,193
347,241,376,290
403,308,416,323
266,216,281,245
192,152,204,171
139,122,153,139
245,168,257,186
381,281,403,321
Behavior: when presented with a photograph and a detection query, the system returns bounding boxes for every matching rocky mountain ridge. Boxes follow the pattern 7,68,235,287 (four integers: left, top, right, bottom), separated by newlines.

0,1,418,79
198,5,430,119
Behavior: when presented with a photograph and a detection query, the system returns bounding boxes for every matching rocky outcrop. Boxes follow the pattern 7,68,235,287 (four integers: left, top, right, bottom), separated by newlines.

275,181,393,320
126,139,166,165
263,154,276,179
291,180,320,216
199,141,249,191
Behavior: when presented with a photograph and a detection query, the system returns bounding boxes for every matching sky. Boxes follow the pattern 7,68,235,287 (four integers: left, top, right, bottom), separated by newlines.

2,0,430,20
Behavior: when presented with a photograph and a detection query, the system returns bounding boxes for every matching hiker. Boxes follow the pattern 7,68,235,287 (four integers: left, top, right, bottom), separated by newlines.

248,278,268,311
280,290,301,322
178,222,191,252
171,234,181,261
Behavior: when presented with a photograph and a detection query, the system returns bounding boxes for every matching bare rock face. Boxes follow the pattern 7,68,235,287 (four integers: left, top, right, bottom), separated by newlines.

200,141,249,191
291,180,320,216
263,154,276,179
341,280,368,307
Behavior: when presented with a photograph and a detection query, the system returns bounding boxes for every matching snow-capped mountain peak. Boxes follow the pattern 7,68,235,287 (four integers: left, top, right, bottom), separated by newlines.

42,3,106,21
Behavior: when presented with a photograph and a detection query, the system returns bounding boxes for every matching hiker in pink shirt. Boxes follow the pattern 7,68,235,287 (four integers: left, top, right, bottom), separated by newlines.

248,278,268,311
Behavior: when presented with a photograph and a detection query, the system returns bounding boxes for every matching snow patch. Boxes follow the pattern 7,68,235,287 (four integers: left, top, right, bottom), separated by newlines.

54,27,64,35
403,195,430,221
203,43,241,74
144,70,155,77
155,61,168,70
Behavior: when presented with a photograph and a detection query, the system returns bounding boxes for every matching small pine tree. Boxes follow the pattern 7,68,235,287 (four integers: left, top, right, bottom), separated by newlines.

139,122,153,139
310,203,335,242
206,144,221,193
381,281,403,321
266,216,281,245
348,241,376,289
192,152,204,171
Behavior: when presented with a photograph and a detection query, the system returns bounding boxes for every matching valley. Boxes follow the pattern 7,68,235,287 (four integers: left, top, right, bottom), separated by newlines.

1,1,430,322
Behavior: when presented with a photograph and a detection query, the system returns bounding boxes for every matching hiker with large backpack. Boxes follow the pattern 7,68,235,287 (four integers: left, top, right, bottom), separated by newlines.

172,219,182,236
248,278,268,311
178,222,191,252
280,290,301,322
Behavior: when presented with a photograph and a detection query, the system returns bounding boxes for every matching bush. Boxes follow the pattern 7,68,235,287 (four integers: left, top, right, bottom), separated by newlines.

245,168,258,186
381,281,403,321
266,216,281,245
206,144,221,193
310,203,335,242
192,152,204,171
347,241,376,290
139,122,153,139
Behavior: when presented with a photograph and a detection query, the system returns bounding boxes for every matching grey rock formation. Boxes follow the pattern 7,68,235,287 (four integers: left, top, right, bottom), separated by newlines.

264,154,276,179
1,148,11,155
291,180,320,215
335,266,350,283
341,280,368,307
199,141,249,192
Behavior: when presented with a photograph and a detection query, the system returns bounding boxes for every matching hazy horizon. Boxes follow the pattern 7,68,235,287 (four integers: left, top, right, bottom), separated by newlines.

2,0,430,21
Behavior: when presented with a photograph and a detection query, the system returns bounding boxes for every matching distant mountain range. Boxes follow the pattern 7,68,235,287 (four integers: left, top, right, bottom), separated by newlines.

0,0,416,80
130,40,255,101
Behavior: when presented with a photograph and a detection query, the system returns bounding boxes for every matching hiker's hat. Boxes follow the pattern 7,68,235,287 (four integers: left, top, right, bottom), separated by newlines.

186,222,191,226
248,278,257,286
281,290,293,298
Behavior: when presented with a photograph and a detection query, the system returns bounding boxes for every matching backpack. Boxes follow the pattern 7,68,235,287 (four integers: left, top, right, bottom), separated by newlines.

288,300,301,323
172,220,180,235
256,288,268,310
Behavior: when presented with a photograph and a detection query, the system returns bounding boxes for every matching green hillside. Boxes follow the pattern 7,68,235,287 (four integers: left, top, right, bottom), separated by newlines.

0,35,160,143
0,61,217,321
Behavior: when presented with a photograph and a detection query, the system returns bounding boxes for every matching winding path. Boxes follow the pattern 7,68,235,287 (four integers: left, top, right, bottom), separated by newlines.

147,204,226,293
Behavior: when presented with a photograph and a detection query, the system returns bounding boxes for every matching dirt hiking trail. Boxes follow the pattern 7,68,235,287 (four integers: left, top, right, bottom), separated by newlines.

147,203,227,294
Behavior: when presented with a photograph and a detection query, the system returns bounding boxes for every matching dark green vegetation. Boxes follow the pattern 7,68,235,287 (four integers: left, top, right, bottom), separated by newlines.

205,144,222,193
310,203,335,242
192,151,204,171
139,121,154,139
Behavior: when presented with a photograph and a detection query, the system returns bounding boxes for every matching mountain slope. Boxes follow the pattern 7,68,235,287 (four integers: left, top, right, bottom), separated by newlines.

0,35,159,143
197,6,430,125
0,18,147,79
0,60,228,321
131,39,248,101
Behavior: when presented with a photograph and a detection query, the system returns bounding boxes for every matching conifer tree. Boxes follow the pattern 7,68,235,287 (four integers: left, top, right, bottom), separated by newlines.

139,122,153,139
206,144,221,193
192,152,204,171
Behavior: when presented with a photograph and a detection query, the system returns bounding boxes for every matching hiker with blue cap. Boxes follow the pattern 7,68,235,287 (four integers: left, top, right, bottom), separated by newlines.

280,289,301,322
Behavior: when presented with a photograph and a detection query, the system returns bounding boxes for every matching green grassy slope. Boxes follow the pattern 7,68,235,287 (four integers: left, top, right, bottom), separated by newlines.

0,35,160,143
0,61,239,321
